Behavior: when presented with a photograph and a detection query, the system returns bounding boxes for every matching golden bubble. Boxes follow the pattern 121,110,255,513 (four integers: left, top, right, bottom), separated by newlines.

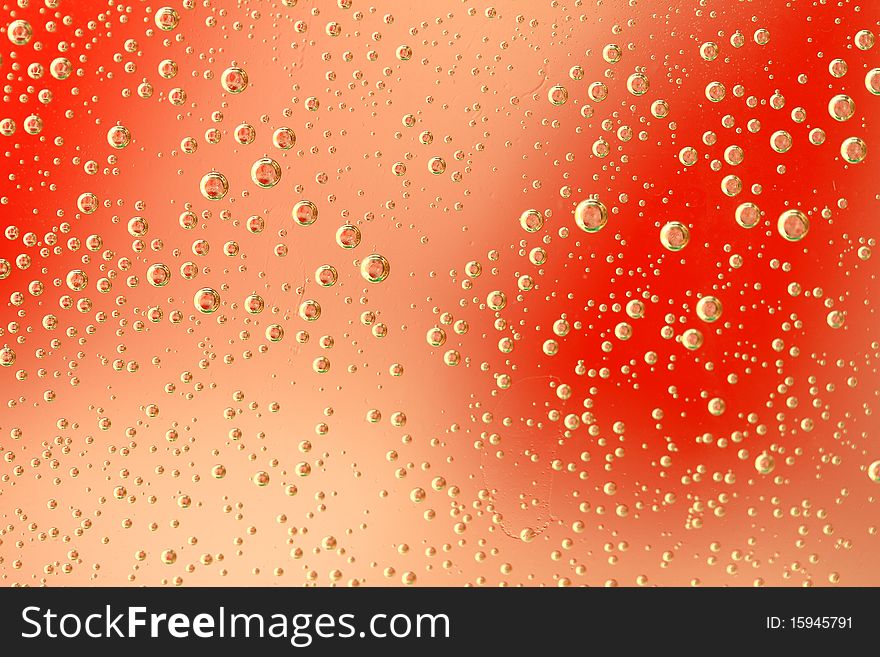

194,288,221,314
574,199,608,233
547,84,568,106
335,224,362,249
755,453,775,475
681,328,703,350
840,137,867,164
486,290,507,310
107,125,132,149
519,208,544,233
220,66,249,94
777,209,809,241
251,157,281,188
360,254,391,283
660,221,690,251
696,296,722,322
626,72,649,96
154,7,180,31
735,202,761,229
147,264,171,287
200,171,229,200
299,300,322,321
828,94,855,121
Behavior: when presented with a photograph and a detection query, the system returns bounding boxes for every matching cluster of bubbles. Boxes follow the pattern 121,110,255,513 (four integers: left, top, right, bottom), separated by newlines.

0,1,878,589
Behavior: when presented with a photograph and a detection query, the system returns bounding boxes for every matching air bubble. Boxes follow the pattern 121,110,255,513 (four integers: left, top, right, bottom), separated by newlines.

519,209,544,233
194,288,221,314
200,171,229,200
574,199,608,233
360,254,391,283
221,67,249,93
777,209,809,241
840,137,867,164
660,221,690,251
251,158,282,187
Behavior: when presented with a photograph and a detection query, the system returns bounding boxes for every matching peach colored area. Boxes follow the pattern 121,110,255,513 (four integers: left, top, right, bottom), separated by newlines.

1,0,879,586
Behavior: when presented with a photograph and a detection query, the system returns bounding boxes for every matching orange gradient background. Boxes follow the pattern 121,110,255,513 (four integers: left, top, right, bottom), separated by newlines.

1,0,879,586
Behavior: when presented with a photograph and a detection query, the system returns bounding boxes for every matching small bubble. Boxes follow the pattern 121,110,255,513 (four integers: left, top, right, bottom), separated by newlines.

335,224,362,249
7,20,32,46
426,327,447,347
614,322,633,341
707,397,726,416
427,156,447,174
519,209,544,233
221,67,249,93
626,72,649,96
292,200,318,226
770,130,792,153
0,346,16,367
754,453,775,475
66,269,88,291
360,254,391,283
245,295,264,314
251,157,282,187
651,99,669,118
235,123,257,145
200,171,229,200
699,42,719,61
602,44,622,63
705,81,726,102
154,7,180,31
681,328,703,350
828,58,848,78
626,300,645,319
828,94,855,122
272,127,296,150
265,325,284,342
315,264,338,287
299,300,322,321
574,199,608,233
721,174,742,196
855,29,875,51
547,84,568,106
735,202,761,229
724,145,744,166
660,221,690,251
588,82,608,102
678,147,698,166
77,192,99,214
809,128,826,146
50,57,72,80
107,125,132,149
840,137,867,164
147,264,171,287
696,296,722,322
777,209,809,242
866,69,880,95
194,288,221,314
487,290,507,310
826,310,846,329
